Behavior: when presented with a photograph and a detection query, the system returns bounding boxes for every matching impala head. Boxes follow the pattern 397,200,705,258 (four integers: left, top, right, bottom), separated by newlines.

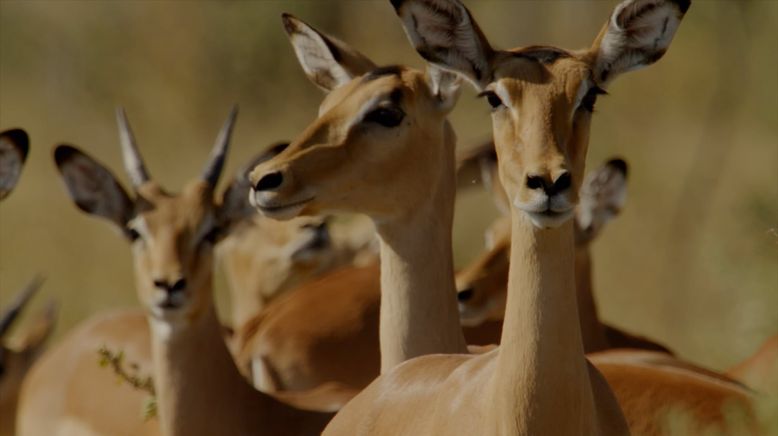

0,277,55,418
249,13,461,221
55,107,257,325
0,128,30,201
393,0,688,228
456,158,629,325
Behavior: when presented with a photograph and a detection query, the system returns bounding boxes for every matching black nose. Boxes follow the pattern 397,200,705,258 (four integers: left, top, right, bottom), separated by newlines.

153,278,187,293
254,171,284,192
457,287,474,302
526,172,571,196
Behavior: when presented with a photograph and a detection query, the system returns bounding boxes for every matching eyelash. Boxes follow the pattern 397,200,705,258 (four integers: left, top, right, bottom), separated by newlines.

363,107,405,128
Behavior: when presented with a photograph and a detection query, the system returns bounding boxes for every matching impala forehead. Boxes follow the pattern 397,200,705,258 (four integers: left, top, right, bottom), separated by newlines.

317,69,420,118
490,54,592,102
131,182,214,237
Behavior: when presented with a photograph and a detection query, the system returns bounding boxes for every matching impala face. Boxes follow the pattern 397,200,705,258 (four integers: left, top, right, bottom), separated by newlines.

392,0,689,228
249,14,459,222
483,52,596,228
125,181,219,321
55,108,257,327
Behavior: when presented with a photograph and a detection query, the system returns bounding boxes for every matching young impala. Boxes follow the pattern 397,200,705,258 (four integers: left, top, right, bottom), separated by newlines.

317,0,750,434
22,108,333,436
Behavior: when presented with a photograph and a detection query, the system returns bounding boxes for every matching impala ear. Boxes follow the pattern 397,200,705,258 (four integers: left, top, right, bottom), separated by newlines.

54,145,134,233
282,13,377,92
575,158,629,246
218,142,290,234
591,0,690,87
0,128,30,201
426,66,462,112
391,0,495,90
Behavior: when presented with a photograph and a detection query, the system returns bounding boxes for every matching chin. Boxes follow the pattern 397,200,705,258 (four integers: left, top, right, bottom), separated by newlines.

525,209,575,229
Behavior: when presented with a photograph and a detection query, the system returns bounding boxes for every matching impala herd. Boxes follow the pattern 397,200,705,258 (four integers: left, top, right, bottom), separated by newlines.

1,0,776,435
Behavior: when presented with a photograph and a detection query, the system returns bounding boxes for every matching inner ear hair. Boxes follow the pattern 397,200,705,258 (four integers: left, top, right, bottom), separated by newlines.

282,13,377,92
391,0,495,89
593,0,690,85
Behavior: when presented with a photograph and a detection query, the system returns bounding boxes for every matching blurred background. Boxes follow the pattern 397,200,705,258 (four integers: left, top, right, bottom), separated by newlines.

0,0,775,372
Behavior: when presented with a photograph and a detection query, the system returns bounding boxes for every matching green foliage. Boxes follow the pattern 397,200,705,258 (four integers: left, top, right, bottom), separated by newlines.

97,346,157,421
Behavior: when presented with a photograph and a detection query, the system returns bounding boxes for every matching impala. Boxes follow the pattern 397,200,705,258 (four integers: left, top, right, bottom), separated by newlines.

0,278,55,436
250,13,470,376
322,0,748,434
21,108,333,436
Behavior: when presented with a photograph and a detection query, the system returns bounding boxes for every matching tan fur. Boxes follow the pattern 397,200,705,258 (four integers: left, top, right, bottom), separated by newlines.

249,15,468,375
218,214,369,328
456,221,672,353
39,113,335,435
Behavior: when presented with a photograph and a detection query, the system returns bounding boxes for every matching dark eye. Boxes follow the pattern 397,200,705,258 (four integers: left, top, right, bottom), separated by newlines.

580,86,606,113
201,226,221,245
126,228,140,242
479,91,503,110
364,107,405,128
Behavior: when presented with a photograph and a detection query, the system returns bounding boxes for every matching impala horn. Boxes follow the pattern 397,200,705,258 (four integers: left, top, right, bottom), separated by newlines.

0,275,44,338
116,107,151,188
201,105,238,188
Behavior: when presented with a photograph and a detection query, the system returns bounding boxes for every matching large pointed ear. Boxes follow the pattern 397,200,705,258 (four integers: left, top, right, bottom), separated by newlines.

426,65,462,112
391,0,495,90
54,145,134,234
282,13,377,92
575,158,629,246
591,0,690,87
218,142,290,234
0,128,30,201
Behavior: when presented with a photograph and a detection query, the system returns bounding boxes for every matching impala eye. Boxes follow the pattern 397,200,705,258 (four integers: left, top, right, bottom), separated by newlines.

364,107,405,128
478,91,503,110
580,86,606,113
201,226,221,245
126,227,141,242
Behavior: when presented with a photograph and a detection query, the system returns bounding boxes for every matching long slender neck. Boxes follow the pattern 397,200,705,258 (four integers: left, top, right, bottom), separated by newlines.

150,304,271,436
489,213,596,435
575,248,608,353
373,128,467,372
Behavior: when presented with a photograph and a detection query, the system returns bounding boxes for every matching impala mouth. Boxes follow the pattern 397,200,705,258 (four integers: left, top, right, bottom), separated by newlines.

526,208,575,229
253,197,314,220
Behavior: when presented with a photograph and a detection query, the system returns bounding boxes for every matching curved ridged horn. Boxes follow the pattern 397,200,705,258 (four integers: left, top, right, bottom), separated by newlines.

0,275,44,338
201,105,238,188
115,107,151,188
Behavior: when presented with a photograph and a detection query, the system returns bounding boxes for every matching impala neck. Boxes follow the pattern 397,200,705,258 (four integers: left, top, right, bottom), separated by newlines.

374,125,467,372
149,297,277,435
575,248,608,353
490,213,596,434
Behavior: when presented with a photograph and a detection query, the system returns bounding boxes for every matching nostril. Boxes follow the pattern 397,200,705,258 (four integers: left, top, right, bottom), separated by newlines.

153,279,168,290
526,175,546,191
254,171,284,192
457,288,475,302
553,172,572,193
171,278,187,292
